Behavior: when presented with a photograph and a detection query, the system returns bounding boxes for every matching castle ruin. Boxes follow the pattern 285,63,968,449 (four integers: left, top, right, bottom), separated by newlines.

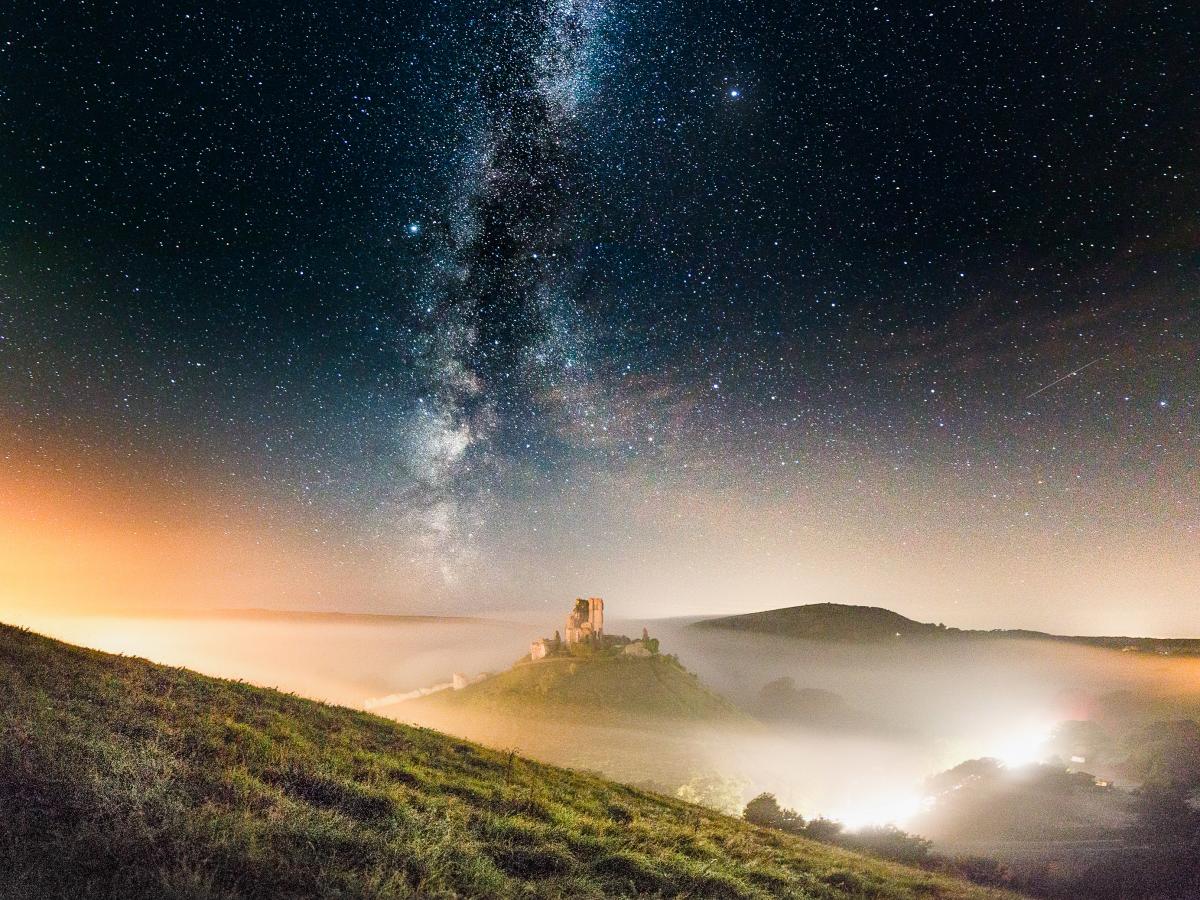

565,596,603,644
526,598,658,662
530,597,606,661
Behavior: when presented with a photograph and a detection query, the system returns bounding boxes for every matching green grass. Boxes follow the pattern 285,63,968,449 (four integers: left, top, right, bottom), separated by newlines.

0,623,1022,899
412,654,749,723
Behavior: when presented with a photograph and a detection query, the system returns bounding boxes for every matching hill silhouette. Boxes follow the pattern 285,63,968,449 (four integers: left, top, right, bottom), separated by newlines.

0,622,1019,899
694,603,1200,655
695,603,943,642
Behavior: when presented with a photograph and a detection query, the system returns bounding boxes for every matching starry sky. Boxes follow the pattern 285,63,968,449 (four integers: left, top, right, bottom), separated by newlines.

2,1,1197,631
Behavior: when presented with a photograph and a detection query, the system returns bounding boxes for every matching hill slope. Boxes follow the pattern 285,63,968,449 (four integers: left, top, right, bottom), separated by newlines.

694,603,1200,655
408,654,748,723
0,623,1017,899
694,603,942,642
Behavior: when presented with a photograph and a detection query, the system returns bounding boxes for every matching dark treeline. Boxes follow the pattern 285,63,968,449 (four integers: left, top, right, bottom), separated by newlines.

744,778,1200,899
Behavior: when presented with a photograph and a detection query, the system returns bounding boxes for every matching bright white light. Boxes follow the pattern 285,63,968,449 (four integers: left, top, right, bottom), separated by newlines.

407,222,421,235
993,721,1055,768
828,790,929,831
729,88,740,98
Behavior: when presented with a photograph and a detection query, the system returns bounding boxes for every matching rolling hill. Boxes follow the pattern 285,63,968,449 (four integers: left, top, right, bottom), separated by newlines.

0,622,1019,899
694,603,1200,655
406,653,748,723
694,604,943,642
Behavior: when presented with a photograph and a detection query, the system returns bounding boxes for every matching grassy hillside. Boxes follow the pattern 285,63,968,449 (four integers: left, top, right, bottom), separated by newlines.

408,654,748,723
0,623,1019,899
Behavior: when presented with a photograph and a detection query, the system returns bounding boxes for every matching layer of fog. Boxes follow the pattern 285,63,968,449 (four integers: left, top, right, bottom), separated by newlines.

2,609,531,708
646,618,1200,823
10,608,1200,832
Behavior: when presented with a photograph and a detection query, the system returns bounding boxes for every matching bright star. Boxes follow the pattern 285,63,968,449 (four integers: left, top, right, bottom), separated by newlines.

407,222,421,235
728,88,740,99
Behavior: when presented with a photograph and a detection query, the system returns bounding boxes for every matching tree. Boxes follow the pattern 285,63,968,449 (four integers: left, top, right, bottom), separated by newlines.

743,793,805,832
803,817,845,842
1122,720,1200,789
1132,782,1200,844
842,825,932,865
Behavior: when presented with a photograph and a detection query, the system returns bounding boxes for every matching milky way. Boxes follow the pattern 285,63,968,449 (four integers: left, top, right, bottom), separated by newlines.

398,0,609,583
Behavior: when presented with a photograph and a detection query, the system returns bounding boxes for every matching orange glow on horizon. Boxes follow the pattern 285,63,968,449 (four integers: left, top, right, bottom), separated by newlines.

0,448,370,618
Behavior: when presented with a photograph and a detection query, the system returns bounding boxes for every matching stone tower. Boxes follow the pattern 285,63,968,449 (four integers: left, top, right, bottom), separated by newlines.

564,596,604,644
588,596,604,637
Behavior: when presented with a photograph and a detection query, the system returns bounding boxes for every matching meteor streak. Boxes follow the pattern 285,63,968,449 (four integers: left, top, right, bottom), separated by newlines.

1024,356,1104,400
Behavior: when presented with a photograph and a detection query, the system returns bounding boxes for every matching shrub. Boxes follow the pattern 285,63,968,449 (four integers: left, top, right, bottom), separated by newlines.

743,793,805,833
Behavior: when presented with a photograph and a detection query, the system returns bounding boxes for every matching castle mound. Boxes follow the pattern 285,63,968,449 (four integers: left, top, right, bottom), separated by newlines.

402,596,746,725
0,622,1013,899
409,653,748,723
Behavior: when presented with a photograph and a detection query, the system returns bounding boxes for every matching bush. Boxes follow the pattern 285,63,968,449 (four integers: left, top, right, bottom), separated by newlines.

742,797,929,866
840,825,932,866
743,793,805,833
803,817,845,842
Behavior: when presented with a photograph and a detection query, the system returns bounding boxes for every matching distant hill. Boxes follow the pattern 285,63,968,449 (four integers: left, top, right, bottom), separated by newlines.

695,603,942,642
0,623,1017,900
693,603,1200,655
406,654,748,724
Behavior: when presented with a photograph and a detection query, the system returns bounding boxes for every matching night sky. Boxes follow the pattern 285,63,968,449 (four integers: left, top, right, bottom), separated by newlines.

2,1,1197,629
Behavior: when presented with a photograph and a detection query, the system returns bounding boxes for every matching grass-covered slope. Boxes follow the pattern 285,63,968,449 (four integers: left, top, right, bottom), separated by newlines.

409,654,748,723
0,623,1018,899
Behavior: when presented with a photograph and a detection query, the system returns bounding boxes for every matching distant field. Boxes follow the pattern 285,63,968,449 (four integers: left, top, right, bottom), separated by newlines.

0,623,1020,899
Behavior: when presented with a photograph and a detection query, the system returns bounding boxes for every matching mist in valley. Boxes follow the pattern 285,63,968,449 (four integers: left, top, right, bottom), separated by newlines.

14,605,1200,842
649,621,1200,825
2,608,532,709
